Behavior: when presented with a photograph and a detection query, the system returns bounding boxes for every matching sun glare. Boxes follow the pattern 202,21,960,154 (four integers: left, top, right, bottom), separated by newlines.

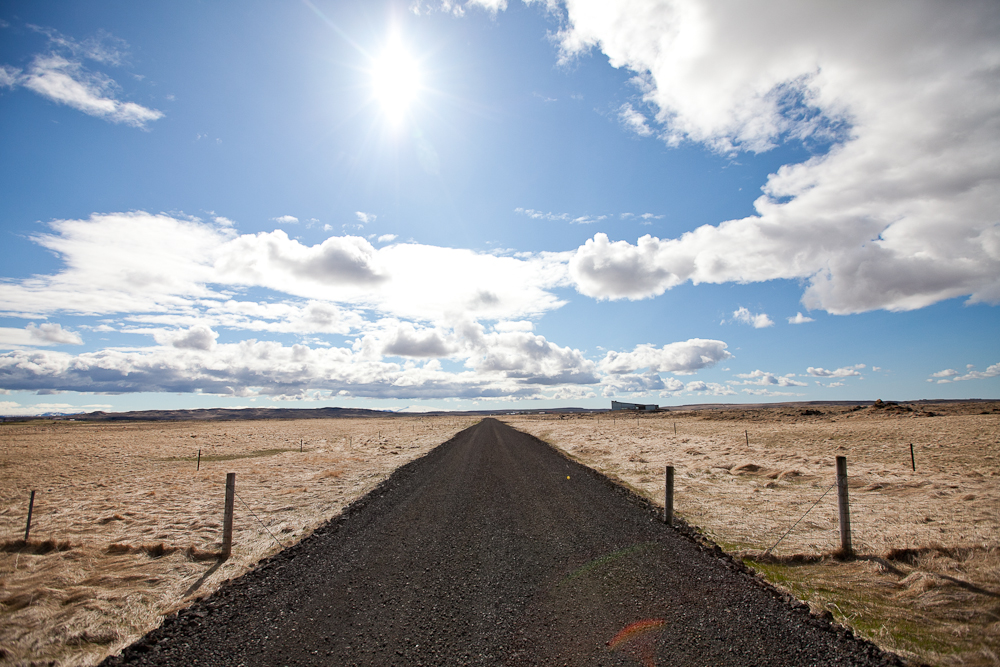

371,35,421,126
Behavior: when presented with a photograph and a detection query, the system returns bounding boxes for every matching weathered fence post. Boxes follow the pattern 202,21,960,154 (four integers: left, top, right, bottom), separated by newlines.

222,473,236,559
745,430,749,447
197,449,201,471
836,456,852,556
910,443,915,471
24,490,35,542
664,466,674,525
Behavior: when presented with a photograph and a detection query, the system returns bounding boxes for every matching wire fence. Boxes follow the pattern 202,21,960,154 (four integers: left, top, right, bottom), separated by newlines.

670,474,999,558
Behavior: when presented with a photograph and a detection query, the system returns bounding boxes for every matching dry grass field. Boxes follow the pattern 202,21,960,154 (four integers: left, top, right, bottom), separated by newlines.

0,416,475,667
504,402,1000,667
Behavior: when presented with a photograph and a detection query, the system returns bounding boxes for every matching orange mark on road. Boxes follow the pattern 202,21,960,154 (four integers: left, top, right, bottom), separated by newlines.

607,618,666,667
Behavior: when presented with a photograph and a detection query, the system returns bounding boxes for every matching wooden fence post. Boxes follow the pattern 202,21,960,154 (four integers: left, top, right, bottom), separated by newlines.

910,443,915,471
836,456,852,557
24,490,35,542
197,449,201,471
664,466,674,525
222,473,236,559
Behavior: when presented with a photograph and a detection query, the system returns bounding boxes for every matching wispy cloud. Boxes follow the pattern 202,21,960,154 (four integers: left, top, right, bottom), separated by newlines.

515,208,607,225
618,102,653,137
2,26,162,128
787,312,814,324
272,215,299,225
0,323,83,349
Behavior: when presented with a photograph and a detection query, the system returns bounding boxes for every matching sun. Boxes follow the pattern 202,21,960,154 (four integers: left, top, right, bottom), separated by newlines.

370,34,421,127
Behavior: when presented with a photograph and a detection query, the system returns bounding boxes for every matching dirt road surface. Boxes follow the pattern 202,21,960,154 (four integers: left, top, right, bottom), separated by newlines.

101,419,901,666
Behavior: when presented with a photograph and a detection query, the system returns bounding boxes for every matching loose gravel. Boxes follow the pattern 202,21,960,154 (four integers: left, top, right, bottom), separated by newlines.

102,419,904,666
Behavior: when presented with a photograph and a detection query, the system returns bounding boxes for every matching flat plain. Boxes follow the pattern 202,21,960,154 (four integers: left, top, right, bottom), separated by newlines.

0,416,474,666
505,401,1000,667
1,402,997,667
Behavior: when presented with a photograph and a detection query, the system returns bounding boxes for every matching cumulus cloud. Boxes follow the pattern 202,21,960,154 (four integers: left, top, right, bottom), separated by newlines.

683,381,736,396
0,212,571,328
272,215,299,225
732,307,774,328
931,362,1000,383
355,211,376,224
600,339,731,375
788,312,814,324
546,0,1000,314
380,323,455,358
0,337,593,400
733,369,807,387
377,234,398,244
807,364,865,378
154,324,218,351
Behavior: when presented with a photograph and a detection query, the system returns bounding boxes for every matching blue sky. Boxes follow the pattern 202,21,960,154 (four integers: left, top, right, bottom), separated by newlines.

1,0,998,415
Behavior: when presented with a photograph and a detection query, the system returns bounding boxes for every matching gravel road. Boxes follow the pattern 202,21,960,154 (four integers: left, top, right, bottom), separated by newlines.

103,418,902,666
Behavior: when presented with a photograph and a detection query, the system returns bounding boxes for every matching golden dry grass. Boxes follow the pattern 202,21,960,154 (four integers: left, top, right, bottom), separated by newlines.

504,403,1000,667
0,416,475,667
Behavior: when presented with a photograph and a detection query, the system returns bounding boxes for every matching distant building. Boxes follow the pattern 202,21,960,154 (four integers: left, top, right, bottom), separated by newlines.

611,401,658,411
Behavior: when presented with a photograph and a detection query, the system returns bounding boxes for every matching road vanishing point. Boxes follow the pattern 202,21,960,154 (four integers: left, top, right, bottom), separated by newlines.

104,418,901,667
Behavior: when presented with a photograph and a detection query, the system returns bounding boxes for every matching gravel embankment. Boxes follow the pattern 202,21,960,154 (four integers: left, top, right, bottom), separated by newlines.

102,418,903,666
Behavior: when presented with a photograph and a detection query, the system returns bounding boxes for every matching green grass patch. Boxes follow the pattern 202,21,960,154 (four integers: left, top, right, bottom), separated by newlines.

743,558,973,665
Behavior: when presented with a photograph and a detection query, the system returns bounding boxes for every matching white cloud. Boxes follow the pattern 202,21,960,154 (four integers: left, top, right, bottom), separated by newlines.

28,323,83,345
356,211,376,224
788,312,814,324
0,211,570,330
683,381,736,396
600,339,731,375
742,388,799,397
733,369,807,387
732,306,774,328
0,323,84,349
18,54,162,127
153,324,219,351
0,65,19,87
0,334,595,400
515,208,607,224
377,234,398,244
807,364,865,378
272,215,299,225
618,103,653,137
30,25,129,66
932,362,1000,383
468,0,509,12
548,0,1000,314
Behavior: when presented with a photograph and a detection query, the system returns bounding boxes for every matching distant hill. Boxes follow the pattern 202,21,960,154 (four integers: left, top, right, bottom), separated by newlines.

58,407,401,422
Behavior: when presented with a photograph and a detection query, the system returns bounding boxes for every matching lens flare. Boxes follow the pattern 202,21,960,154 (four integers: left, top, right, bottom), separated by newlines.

607,618,666,667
